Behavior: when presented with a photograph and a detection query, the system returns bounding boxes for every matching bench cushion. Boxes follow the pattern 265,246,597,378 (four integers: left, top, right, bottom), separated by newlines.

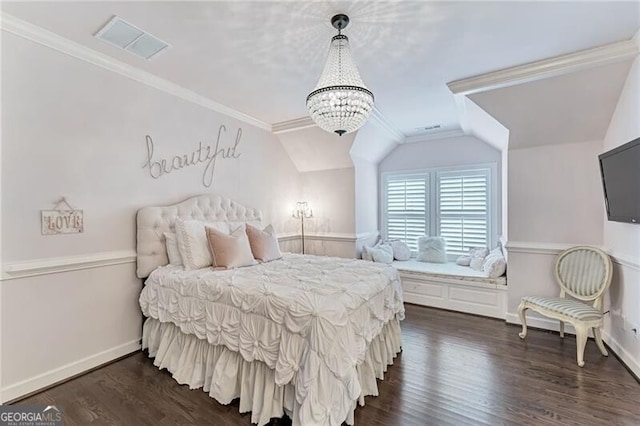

393,260,506,286
522,296,602,321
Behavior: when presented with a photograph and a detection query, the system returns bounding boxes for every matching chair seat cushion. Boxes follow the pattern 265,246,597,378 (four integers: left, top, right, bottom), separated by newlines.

522,296,602,321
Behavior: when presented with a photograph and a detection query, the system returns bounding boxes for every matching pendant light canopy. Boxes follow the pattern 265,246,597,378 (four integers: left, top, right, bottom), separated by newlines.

306,14,374,136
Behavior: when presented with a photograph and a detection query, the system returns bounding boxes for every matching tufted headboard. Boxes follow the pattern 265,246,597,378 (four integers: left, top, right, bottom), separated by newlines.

136,194,263,278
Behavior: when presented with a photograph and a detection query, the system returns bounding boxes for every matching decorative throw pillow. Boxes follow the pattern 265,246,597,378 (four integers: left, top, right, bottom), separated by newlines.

175,219,230,270
164,232,183,266
469,247,489,258
205,223,256,269
484,253,507,278
456,255,471,266
416,236,447,263
387,240,411,261
470,256,485,271
246,224,282,262
361,244,375,261
361,243,393,263
372,244,394,264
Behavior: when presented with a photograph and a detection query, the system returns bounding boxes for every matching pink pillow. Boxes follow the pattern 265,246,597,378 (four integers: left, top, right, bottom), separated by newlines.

246,224,282,262
205,223,256,269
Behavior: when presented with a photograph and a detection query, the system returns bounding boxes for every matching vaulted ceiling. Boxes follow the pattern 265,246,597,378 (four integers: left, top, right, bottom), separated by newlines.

3,1,638,140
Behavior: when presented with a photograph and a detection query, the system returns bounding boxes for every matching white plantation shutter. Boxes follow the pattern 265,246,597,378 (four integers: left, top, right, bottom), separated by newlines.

437,169,490,256
384,174,428,251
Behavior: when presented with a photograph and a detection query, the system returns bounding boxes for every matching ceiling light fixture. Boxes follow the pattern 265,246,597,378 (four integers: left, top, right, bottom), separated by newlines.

306,14,374,136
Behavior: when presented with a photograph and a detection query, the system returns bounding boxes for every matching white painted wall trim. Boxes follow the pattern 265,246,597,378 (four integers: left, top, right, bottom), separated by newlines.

306,232,363,243
272,108,405,142
1,340,141,404
272,117,316,134
447,38,639,95
0,12,271,131
277,233,299,242
602,330,640,379
370,108,405,142
505,241,639,271
1,250,137,281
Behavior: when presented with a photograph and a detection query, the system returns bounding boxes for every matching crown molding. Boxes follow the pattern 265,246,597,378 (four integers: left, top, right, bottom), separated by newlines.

271,107,405,141
370,107,406,142
447,38,639,96
272,117,316,134
0,12,271,131
403,129,466,144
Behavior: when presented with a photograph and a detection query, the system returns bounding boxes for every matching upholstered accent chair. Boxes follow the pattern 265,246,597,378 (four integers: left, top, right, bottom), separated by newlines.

517,246,613,367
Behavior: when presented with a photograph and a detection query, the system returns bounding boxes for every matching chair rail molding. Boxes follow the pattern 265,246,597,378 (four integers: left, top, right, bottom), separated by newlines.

505,241,639,271
447,38,639,96
0,12,271,131
1,250,137,280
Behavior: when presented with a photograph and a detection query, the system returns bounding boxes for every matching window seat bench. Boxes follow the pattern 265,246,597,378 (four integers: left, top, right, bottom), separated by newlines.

393,259,507,319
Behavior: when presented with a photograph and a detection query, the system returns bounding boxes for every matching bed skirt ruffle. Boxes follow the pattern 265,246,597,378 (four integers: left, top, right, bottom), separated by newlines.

142,316,402,426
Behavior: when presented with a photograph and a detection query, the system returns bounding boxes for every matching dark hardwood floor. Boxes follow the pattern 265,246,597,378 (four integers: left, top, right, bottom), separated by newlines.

17,304,640,425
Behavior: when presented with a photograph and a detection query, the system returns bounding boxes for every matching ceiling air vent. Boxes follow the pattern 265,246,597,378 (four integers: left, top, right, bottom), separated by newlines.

95,16,169,60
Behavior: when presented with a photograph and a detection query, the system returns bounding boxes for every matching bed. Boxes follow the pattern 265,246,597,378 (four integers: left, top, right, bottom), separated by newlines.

136,195,405,426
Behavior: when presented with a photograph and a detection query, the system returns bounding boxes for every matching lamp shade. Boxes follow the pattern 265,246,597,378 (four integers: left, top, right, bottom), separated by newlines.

306,34,374,136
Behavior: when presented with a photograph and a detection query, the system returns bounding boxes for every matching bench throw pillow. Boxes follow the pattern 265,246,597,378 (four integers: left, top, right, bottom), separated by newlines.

361,243,393,264
484,247,507,278
387,240,411,261
417,236,447,263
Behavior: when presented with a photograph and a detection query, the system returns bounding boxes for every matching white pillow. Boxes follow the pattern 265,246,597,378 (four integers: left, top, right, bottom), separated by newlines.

361,244,376,261
456,255,471,266
469,247,489,258
470,256,485,271
175,219,230,270
372,244,394,264
164,232,183,266
484,254,507,278
416,236,447,263
388,240,411,261
361,244,393,263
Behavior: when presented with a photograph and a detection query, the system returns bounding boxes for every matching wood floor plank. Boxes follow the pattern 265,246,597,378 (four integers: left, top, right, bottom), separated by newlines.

15,304,640,425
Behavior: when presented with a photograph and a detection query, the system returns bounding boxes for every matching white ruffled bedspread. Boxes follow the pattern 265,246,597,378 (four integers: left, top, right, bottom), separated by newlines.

139,253,405,426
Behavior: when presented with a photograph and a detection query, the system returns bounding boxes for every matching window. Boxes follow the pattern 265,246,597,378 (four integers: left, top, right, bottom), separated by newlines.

382,166,494,257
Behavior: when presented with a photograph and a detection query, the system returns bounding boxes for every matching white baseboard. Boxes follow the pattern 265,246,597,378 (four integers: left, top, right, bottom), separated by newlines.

602,331,640,379
506,313,639,378
1,339,141,403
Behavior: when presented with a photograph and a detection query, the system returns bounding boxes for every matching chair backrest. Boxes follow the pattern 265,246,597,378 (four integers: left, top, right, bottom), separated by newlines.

554,246,612,303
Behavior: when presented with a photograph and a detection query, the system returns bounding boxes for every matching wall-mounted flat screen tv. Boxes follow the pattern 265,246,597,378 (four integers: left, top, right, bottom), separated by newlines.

598,137,640,224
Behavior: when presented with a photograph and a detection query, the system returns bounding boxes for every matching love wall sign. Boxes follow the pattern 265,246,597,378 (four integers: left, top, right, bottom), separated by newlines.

41,197,84,235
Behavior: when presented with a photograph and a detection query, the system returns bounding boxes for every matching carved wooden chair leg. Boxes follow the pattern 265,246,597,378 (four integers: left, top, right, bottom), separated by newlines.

575,324,588,367
518,301,528,339
559,321,565,338
593,327,608,357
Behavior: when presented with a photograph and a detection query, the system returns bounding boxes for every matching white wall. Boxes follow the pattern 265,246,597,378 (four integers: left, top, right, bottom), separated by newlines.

0,32,301,401
505,139,605,323
353,158,378,235
602,52,640,376
508,139,604,244
379,135,503,242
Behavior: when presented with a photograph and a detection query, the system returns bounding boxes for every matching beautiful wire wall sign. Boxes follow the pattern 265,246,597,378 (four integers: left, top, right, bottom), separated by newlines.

41,197,84,235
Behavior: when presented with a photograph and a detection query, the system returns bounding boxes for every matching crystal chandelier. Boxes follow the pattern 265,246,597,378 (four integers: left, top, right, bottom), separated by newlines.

306,14,374,136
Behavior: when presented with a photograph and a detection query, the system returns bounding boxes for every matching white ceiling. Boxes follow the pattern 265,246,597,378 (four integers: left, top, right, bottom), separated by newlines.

2,1,639,136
